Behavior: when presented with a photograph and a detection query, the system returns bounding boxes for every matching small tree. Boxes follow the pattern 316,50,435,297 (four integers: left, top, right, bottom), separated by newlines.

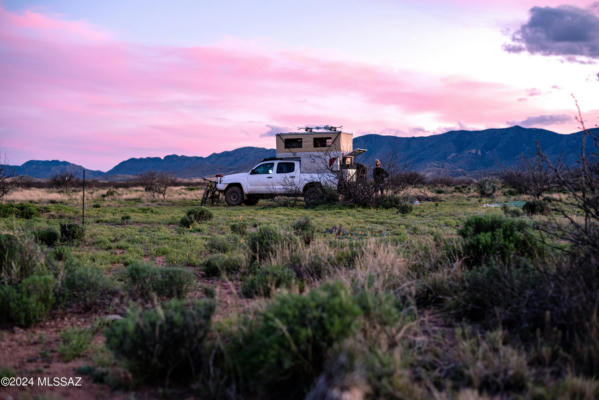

0,164,14,201
376,154,425,194
477,178,498,198
538,98,599,261
50,172,78,193
501,154,555,198
137,171,173,199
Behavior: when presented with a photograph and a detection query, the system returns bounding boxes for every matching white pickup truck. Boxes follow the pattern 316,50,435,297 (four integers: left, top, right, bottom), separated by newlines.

215,158,338,206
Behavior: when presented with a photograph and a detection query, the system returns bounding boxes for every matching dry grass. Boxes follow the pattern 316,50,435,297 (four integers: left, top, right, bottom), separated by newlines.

338,239,410,293
4,187,79,202
3,185,207,203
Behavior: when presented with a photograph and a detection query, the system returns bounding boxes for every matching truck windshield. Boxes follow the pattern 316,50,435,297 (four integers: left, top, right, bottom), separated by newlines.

251,163,274,174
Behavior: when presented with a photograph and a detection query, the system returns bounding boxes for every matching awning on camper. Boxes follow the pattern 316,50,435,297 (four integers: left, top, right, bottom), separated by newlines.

345,149,367,157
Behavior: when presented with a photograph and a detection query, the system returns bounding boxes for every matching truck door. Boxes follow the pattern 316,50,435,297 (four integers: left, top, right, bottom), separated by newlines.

247,162,275,193
274,161,299,193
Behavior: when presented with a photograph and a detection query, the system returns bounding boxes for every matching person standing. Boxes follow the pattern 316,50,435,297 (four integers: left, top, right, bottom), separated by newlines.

373,159,389,195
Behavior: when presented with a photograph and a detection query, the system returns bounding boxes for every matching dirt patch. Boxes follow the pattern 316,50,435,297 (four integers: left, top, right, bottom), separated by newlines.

0,312,133,399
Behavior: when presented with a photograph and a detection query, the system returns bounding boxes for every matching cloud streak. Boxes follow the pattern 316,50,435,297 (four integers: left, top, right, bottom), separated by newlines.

507,114,572,127
0,5,583,169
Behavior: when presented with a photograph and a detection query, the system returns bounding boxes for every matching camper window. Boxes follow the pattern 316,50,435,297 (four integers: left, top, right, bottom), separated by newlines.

250,162,274,175
284,138,302,149
313,137,332,148
276,162,295,174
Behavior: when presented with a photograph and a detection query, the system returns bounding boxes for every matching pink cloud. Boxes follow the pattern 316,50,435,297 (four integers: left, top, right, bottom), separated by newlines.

0,5,589,169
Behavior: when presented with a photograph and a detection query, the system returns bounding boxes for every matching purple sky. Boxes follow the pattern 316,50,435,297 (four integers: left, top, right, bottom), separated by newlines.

1,0,598,170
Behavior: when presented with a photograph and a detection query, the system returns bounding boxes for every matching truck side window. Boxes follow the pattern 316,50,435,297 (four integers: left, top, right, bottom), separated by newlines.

250,162,274,175
284,138,302,149
276,162,295,174
313,137,332,148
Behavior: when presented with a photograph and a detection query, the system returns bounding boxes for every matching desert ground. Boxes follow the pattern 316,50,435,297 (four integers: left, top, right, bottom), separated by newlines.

0,183,597,400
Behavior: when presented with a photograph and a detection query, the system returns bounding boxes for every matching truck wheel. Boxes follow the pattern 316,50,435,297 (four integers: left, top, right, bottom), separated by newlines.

304,185,324,206
225,186,244,206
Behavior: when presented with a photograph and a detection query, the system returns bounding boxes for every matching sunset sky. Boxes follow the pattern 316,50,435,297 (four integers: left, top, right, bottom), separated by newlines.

1,0,598,170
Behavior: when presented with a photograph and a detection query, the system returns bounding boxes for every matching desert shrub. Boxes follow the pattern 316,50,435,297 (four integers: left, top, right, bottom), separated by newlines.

206,235,232,253
292,216,316,244
62,265,117,310
283,251,328,281
477,178,498,197
124,262,194,300
523,199,550,215
310,340,425,400
388,171,426,193
233,282,362,398
353,286,403,327
241,264,296,298
102,188,117,198
339,181,378,207
105,298,215,384
179,214,194,228
202,253,245,277
413,269,459,309
450,264,542,326
501,204,523,217
35,227,60,246
0,234,44,284
322,186,340,204
186,207,213,222
230,221,247,235
0,274,57,327
458,215,544,267
248,225,294,261
0,285,17,323
449,260,599,358
60,223,84,244
180,207,213,228
58,327,93,362
376,194,404,209
0,203,39,219
453,329,529,395
17,203,40,219
120,215,131,225
48,245,72,263
397,202,413,215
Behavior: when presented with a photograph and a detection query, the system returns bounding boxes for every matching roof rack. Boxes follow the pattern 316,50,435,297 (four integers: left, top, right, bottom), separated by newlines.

296,125,343,132
261,157,302,162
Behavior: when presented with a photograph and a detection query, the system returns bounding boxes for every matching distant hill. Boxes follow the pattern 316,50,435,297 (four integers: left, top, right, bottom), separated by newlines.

353,126,595,176
5,126,597,179
1,160,105,179
106,147,276,178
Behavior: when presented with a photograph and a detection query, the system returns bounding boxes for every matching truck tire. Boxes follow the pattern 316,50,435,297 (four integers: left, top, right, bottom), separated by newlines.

225,186,244,206
303,184,324,206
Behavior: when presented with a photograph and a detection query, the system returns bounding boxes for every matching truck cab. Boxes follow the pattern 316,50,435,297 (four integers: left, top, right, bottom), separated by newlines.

215,158,337,206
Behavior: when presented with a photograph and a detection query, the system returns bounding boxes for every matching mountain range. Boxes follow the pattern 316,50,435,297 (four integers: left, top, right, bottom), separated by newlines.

4,126,597,180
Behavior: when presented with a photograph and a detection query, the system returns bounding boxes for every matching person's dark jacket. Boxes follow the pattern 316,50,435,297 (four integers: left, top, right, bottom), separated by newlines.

373,167,389,184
